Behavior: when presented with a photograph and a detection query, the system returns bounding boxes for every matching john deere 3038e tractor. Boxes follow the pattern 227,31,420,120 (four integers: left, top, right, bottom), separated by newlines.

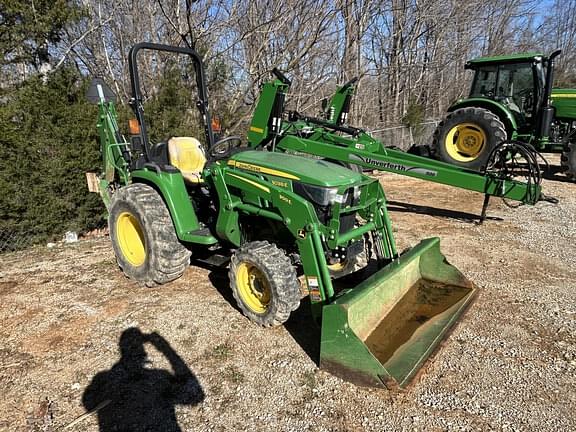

89,42,476,389
433,50,576,178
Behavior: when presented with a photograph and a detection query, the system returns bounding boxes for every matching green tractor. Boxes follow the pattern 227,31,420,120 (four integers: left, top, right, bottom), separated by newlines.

89,42,477,389
433,50,576,178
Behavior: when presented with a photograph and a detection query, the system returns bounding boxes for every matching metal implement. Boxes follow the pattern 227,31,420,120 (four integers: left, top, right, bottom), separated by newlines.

321,238,475,388
248,73,543,216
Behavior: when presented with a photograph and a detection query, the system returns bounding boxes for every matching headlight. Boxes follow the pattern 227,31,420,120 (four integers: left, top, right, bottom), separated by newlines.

293,183,343,206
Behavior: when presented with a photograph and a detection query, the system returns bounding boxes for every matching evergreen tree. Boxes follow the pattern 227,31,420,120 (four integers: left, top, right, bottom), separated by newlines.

0,0,81,69
143,65,206,145
0,68,105,245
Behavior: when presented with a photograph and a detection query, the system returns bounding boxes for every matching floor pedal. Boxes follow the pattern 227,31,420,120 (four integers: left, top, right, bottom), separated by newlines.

195,254,230,267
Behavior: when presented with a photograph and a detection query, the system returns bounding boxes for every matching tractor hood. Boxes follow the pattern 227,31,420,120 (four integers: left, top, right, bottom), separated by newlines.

551,89,576,119
227,151,362,187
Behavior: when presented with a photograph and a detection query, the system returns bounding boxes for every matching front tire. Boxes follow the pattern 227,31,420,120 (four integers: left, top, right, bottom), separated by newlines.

327,238,368,279
433,107,506,170
229,241,300,327
109,183,191,286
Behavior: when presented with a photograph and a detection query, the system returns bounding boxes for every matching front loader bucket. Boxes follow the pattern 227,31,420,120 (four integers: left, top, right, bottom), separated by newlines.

320,237,476,389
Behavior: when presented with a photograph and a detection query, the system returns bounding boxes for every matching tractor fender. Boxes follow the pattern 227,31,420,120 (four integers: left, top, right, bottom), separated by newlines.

448,98,518,136
131,169,201,238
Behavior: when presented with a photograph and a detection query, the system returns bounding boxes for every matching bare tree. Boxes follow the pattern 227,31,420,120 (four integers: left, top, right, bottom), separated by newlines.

50,0,565,136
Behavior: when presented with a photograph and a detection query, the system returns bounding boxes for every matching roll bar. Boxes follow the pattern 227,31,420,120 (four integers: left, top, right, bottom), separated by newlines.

127,42,215,162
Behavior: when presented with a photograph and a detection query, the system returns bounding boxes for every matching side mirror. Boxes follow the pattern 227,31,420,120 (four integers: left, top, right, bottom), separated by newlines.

86,78,117,104
321,98,328,111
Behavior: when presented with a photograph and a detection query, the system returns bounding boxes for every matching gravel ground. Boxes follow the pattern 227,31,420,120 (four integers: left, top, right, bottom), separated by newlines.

1,162,575,431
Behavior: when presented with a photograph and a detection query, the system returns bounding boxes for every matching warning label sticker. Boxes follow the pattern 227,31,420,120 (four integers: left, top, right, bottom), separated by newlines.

307,276,319,287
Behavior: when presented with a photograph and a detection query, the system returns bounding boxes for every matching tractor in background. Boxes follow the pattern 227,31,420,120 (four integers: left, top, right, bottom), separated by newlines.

433,50,576,179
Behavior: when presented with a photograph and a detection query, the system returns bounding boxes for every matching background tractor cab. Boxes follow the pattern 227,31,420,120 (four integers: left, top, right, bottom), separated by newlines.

465,53,546,132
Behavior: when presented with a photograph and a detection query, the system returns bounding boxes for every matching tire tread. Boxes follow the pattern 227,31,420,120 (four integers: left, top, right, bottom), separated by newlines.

229,241,300,327
432,107,506,170
109,183,191,287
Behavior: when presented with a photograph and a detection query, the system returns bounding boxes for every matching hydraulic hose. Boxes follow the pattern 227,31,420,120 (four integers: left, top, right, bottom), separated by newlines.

482,140,554,206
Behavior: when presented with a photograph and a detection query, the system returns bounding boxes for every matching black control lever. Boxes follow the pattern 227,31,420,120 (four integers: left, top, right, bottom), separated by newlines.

271,68,292,86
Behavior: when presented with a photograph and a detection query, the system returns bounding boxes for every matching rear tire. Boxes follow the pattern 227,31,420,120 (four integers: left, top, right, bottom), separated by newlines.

229,241,300,327
561,143,576,181
433,107,507,170
109,183,191,286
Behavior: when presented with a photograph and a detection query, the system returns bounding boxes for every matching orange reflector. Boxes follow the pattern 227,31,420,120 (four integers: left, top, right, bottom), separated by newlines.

129,119,140,135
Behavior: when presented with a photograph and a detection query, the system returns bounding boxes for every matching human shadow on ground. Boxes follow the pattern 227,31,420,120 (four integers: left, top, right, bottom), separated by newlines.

386,200,503,222
82,328,204,432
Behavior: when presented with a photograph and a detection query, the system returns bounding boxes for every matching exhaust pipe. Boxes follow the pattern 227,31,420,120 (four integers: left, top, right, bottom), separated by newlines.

537,49,562,139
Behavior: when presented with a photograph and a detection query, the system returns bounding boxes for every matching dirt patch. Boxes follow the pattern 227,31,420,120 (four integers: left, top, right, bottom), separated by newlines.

0,280,18,296
21,315,97,355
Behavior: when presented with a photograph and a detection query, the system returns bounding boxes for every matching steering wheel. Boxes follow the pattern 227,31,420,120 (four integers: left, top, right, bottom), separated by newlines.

483,90,494,98
514,88,533,109
209,136,244,160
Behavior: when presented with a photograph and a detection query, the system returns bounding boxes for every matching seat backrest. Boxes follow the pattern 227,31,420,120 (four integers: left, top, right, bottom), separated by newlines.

167,137,207,184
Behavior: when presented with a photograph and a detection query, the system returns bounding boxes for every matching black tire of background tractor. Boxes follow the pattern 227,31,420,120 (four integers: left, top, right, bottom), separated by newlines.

432,107,507,171
407,145,433,158
229,241,300,327
109,183,191,287
328,237,369,279
561,143,576,181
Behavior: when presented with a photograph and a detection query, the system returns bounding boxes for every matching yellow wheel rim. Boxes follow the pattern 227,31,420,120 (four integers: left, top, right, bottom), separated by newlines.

327,261,346,272
116,212,146,267
445,123,487,162
236,262,271,313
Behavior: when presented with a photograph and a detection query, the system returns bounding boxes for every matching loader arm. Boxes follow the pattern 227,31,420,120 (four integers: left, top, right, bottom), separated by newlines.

248,77,542,208
324,77,357,126
278,132,540,204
